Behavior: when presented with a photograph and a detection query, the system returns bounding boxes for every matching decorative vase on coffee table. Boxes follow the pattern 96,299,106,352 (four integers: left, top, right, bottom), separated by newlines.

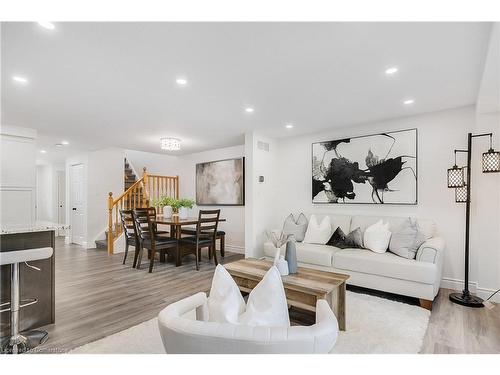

285,241,298,274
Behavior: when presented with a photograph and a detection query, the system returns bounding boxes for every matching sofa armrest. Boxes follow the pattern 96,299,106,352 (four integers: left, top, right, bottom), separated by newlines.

159,292,209,322
416,237,445,264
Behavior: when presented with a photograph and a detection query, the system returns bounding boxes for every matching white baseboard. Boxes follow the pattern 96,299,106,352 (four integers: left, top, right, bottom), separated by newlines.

225,244,245,254
441,277,500,303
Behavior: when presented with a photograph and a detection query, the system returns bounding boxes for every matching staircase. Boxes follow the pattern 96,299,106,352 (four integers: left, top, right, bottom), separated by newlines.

96,159,180,254
96,159,142,249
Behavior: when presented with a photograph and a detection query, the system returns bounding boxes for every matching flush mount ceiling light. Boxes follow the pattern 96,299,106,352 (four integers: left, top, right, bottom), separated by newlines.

176,78,188,86
385,66,399,75
285,123,294,129
37,22,55,30
40,150,47,154
61,140,69,145
403,99,415,105
245,107,255,113
12,76,28,84
160,137,181,151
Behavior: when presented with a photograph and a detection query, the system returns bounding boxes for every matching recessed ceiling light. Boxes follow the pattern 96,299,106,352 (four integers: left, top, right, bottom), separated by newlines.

385,66,399,75
245,107,255,113
12,76,28,84
160,137,181,151
285,123,294,129
403,99,415,105
40,150,47,154
61,140,69,145
176,78,188,86
37,22,55,30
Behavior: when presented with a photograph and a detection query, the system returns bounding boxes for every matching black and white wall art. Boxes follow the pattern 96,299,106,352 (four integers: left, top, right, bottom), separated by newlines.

312,129,417,204
196,157,245,205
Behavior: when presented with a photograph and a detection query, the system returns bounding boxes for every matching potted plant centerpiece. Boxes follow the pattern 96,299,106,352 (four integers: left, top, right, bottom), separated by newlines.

152,196,195,220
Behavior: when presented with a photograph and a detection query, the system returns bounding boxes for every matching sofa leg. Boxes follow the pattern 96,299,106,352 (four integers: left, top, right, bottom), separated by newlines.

419,299,433,311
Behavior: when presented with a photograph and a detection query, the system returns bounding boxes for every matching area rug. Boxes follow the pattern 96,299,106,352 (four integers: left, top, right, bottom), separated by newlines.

69,291,430,354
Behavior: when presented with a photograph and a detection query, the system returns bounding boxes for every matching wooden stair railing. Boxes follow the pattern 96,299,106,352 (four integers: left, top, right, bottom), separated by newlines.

107,167,179,255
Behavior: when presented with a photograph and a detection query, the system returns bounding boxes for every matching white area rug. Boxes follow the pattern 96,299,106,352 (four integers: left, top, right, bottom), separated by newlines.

69,291,430,354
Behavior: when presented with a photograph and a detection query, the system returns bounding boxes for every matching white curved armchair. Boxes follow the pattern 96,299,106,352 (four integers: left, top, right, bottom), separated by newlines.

158,292,339,354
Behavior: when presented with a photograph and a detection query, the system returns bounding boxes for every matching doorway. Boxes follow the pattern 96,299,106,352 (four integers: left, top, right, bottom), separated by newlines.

56,170,66,237
70,163,86,245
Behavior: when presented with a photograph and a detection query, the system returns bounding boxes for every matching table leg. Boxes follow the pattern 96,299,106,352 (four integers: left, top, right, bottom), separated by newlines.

326,282,346,331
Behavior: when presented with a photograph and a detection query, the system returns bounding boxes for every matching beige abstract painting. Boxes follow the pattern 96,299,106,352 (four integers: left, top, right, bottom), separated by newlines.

196,158,244,205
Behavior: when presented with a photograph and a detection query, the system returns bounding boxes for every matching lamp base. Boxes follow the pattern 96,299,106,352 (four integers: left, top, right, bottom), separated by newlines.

449,291,484,308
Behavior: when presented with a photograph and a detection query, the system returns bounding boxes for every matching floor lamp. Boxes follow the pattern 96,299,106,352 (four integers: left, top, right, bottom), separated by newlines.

447,132,500,308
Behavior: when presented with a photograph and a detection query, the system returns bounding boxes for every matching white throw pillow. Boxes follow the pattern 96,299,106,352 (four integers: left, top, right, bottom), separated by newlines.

303,215,333,245
363,220,392,254
239,266,290,327
207,264,246,324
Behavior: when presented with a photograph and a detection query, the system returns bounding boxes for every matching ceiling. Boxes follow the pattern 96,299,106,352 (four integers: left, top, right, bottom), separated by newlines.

1,22,493,159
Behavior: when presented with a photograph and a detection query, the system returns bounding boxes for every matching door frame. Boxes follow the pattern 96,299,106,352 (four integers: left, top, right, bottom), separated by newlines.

69,163,87,247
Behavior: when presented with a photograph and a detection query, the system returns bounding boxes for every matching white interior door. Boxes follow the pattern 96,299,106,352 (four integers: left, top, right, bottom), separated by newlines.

70,164,85,245
57,170,66,237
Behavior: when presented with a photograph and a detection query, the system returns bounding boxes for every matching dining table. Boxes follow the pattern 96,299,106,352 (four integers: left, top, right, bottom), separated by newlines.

156,215,226,240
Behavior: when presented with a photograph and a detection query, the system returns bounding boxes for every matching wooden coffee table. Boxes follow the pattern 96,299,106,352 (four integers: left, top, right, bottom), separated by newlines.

224,258,349,330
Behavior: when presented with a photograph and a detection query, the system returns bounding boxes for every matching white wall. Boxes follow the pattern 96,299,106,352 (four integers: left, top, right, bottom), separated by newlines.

0,125,37,228
65,148,123,247
125,149,180,177
179,145,246,253
248,106,500,300
244,133,281,258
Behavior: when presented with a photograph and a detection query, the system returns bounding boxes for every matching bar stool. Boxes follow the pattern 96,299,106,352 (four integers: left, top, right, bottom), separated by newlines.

0,247,53,354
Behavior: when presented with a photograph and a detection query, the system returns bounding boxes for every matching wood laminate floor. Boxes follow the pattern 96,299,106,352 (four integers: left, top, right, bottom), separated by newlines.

34,238,499,354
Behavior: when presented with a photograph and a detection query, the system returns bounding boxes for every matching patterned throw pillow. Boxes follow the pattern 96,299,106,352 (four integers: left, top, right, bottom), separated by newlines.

282,213,308,242
389,218,427,259
328,226,363,249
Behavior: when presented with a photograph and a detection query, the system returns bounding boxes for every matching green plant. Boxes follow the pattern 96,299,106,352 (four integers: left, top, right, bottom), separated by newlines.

178,198,195,209
152,196,195,211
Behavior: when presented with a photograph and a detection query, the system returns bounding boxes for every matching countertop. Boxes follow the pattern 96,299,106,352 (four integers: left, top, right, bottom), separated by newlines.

1,221,70,235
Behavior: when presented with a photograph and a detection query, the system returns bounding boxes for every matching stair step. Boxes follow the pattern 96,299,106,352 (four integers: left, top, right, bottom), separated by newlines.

95,239,108,250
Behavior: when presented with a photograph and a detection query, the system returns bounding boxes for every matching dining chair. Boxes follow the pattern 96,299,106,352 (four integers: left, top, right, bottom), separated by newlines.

178,209,220,270
119,209,139,266
132,208,179,273
180,227,226,258
146,207,170,237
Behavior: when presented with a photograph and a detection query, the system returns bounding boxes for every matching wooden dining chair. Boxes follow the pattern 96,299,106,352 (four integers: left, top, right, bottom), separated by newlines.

178,209,220,270
132,208,179,273
180,227,226,258
146,207,169,237
119,209,139,266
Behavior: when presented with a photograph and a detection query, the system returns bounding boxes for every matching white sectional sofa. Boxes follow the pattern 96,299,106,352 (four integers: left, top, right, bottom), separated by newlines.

264,214,445,309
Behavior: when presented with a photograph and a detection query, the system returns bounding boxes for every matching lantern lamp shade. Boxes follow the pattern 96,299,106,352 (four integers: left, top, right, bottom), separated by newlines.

447,165,465,188
482,149,500,173
455,185,468,203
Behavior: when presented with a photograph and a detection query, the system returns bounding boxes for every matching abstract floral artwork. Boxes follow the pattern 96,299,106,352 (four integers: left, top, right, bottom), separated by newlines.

312,129,417,204
196,158,245,205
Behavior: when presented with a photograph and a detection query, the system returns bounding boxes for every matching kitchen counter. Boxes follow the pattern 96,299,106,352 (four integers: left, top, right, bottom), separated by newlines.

0,225,62,338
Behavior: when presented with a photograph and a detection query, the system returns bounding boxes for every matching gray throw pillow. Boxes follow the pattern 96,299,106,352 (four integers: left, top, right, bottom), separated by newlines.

282,213,308,242
389,218,427,259
328,226,363,249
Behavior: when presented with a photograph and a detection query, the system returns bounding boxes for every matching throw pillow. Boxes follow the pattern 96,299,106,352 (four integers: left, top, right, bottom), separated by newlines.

207,265,246,324
239,266,290,327
303,215,333,245
282,213,308,242
389,218,427,259
363,220,392,253
328,226,363,249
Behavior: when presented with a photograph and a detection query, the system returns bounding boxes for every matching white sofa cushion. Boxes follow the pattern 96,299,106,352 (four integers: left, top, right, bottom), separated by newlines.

208,265,246,324
350,215,436,239
264,242,341,268
363,220,392,253
239,266,290,327
333,248,437,285
303,215,333,245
